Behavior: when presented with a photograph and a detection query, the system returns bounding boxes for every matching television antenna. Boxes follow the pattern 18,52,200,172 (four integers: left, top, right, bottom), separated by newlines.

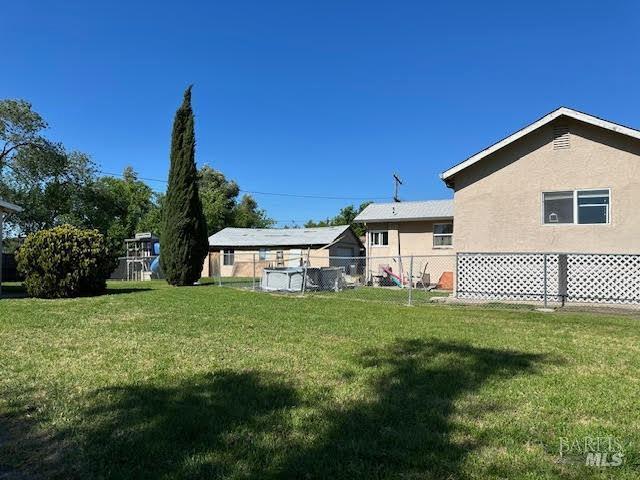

393,173,403,202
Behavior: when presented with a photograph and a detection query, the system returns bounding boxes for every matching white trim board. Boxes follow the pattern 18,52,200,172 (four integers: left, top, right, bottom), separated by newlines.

440,107,640,183
0,198,22,213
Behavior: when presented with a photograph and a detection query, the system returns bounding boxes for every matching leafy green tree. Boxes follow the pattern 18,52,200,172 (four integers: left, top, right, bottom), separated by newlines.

69,167,156,254
198,165,239,234
137,193,165,239
0,143,95,234
0,99,49,174
161,86,208,286
233,194,274,228
305,201,371,236
197,165,273,234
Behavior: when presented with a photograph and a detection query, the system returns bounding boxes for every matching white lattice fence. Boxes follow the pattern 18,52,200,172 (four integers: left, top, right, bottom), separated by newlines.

566,254,640,304
457,253,559,301
457,252,640,305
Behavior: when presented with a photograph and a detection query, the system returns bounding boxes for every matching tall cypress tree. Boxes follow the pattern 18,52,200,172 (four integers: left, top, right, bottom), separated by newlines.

161,86,209,285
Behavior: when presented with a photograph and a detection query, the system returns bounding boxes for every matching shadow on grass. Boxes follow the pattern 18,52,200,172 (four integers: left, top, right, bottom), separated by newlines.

0,283,152,300
102,286,153,296
274,339,547,479
0,283,27,298
3,341,548,479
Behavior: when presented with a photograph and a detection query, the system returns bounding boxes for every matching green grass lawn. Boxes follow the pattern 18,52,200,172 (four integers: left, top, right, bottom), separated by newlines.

1,281,639,479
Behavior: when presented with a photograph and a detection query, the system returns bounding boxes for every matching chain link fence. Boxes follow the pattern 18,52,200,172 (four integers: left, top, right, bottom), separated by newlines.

109,249,640,308
206,251,456,306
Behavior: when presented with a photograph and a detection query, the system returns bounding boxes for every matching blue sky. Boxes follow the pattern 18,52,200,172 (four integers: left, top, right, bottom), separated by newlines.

3,1,639,226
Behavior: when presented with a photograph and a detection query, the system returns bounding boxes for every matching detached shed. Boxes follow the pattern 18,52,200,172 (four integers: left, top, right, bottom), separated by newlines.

204,225,364,277
0,198,23,296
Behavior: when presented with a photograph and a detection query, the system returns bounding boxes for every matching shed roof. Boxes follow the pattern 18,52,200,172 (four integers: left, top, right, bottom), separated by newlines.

208,225,352,247
353,199,453,223
440,107,640,185
0,198,22,214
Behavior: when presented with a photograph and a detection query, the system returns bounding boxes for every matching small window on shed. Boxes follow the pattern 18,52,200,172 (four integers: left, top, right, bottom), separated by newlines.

223,249,235,265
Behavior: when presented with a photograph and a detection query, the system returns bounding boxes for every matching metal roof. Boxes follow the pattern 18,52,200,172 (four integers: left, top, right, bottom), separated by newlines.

353,199,453,223
441,107,640,183
208,225,352,247
0,198,22,214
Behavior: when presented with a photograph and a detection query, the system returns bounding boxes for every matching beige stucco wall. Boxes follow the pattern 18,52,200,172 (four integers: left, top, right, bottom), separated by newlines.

364,220,455,257
450,117,640,253
208,247,311,277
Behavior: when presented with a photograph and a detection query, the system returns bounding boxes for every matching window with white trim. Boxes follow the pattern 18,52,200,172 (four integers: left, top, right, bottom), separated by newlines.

259,248,268,260
433,223,453,247
370,231,388,246
543,189,610,225
223,249,235,265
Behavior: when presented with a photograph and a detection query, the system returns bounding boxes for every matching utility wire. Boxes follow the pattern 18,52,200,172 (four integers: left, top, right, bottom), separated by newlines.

97,170,390,201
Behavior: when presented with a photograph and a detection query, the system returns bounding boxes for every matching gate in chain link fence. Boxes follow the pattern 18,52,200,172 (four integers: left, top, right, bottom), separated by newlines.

456,252,640,306
206,251,456,306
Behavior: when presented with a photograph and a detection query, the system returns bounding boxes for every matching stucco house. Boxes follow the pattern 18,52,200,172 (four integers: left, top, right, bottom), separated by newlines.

441,107,640,254
0,198,22,296
357,107,640,258
204,225,364,277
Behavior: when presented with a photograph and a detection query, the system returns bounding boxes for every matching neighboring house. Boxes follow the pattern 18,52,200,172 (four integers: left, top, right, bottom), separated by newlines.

0,198,23,296
353,200,455,288
441,107,640,253
204,225,364,277
353,200,454,256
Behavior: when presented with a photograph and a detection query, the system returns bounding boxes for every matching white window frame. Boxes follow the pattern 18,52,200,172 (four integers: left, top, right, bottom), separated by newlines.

370,230,389,247
541,188,611,225
433,223,454,248
223,248,235,265
259,248,269,261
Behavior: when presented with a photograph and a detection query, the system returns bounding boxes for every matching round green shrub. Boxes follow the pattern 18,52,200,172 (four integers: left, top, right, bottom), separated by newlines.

16,225,116,298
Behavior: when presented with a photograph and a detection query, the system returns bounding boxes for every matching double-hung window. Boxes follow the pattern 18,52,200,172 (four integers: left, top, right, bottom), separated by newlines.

371,231,389,246
433,223,453,247
543,189,610,225
223,249,235,265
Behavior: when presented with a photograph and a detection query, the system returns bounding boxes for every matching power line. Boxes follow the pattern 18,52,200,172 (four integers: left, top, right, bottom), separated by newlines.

97,170,390,202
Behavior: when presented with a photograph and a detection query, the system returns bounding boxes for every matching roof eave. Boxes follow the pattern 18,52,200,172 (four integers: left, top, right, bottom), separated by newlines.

0,199,23,214
440,107,640,183
354,215,454,223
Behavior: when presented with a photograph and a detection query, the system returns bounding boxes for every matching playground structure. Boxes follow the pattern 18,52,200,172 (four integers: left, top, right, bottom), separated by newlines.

124,232,161,281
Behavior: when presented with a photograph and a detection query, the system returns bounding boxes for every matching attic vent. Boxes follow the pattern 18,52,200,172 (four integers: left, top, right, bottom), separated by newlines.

553,125,570,150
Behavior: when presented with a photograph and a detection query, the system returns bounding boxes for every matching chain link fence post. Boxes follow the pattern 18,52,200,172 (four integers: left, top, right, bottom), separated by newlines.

252,253,256,291
455,252,459,299
408,255,413,306
543,253,548,308
301,248,310,297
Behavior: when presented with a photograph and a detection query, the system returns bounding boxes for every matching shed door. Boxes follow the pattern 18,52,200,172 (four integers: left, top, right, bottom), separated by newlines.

331,247,355,273
335,247,354,258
